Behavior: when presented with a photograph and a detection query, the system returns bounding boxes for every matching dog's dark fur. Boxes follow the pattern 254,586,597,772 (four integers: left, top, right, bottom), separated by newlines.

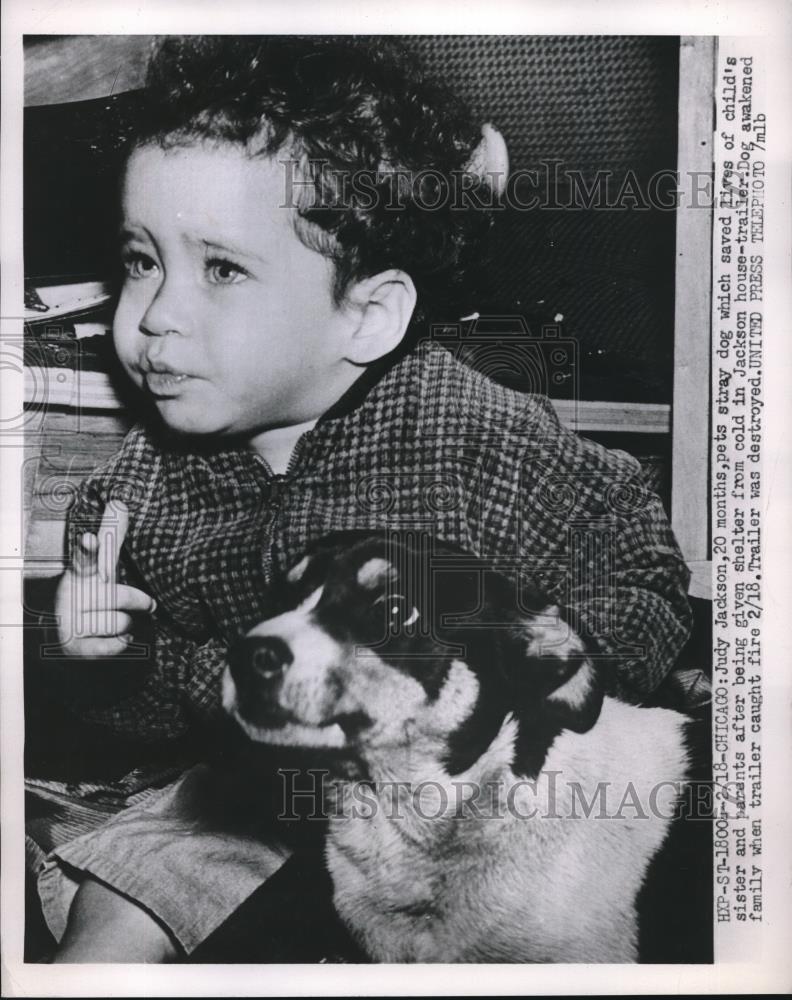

223,532,706,963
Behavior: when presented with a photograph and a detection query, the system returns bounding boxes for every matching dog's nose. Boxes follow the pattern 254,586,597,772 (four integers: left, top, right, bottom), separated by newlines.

251,637,292,680
230,635,293,685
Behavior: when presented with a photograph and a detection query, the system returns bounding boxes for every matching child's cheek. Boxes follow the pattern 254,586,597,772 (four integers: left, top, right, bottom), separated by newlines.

112,298,143,383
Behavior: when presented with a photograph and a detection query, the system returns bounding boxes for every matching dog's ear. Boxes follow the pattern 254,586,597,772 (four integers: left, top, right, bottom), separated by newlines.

512,606,604,734
282,531,385,591
541,648,603,734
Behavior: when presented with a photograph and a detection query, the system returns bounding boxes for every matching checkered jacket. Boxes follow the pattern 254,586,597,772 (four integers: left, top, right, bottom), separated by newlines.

61,339,691,741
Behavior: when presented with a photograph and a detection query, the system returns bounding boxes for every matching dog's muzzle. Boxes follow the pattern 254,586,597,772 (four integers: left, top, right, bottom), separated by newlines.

223,633,348,749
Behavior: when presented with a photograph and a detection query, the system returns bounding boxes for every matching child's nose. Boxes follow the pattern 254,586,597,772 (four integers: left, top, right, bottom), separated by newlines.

139,279,190,338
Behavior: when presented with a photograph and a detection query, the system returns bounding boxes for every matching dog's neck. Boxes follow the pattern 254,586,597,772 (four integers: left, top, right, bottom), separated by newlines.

328,696,689,850
329,711,521,849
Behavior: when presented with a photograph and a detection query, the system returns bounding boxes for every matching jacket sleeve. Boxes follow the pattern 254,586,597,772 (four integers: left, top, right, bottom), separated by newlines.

560,467,692,701
515,405,692,703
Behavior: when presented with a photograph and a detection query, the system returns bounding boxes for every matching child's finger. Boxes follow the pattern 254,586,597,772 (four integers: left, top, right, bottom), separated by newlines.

114,585,157,615
76,587,156,638
72,532,100,576
77,634,136,659
69,585,157,616
97,501,130,582
81,609,135,638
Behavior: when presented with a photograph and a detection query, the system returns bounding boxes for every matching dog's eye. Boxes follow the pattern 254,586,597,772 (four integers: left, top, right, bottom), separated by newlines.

373,593,420,628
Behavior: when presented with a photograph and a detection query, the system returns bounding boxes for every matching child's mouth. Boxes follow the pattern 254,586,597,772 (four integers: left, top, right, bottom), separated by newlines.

145,371,193,395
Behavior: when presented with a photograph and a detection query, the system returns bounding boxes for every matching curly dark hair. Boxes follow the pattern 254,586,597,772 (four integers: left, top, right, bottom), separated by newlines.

131,35,496,327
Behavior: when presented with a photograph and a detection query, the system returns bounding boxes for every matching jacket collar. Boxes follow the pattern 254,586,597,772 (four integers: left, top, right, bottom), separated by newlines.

317,333,424,425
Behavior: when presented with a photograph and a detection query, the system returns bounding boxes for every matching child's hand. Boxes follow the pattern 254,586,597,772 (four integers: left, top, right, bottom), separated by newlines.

55,501,157,658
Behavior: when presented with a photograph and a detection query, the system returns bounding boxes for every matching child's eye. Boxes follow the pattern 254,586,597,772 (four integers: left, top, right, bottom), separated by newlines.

122,251,159,280
206,258,248,285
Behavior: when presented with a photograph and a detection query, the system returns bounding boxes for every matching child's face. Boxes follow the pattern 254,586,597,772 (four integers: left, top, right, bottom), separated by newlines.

114,143,357,440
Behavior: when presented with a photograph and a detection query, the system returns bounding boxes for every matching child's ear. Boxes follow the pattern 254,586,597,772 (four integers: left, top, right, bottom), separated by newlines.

342,269,417,364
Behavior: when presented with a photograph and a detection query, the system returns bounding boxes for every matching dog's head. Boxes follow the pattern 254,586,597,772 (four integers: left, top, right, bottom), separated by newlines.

223,532,604,777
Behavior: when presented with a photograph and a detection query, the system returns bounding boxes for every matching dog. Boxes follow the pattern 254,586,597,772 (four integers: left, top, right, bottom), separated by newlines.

222,531,708,963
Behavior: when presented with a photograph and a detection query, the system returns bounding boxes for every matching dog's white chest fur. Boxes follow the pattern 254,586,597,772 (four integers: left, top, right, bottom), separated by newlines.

325,699,689,963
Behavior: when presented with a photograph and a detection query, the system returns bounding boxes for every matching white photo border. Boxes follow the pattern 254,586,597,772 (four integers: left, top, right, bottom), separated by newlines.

2,1,790,995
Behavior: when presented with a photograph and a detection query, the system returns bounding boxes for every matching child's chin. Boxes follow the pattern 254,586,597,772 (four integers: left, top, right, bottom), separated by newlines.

152,399,228,437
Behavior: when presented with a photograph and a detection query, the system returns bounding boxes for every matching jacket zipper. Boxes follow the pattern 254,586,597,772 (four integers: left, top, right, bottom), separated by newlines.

253,431,312,579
